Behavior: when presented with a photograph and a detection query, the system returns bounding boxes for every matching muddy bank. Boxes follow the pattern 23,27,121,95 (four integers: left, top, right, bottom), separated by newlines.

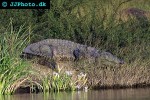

15,59,150,93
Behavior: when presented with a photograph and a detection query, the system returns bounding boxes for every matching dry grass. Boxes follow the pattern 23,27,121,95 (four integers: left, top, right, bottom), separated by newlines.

31,57,150,89
82,60,150,88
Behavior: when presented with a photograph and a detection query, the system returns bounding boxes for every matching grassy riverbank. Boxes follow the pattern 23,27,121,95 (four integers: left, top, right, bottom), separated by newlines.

0,22,87,94
0,0,150,94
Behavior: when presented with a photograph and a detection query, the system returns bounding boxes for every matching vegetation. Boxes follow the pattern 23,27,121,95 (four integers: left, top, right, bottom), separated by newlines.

0,20,31,94
0,20,87,94
41,69,87,92
0,0,150,94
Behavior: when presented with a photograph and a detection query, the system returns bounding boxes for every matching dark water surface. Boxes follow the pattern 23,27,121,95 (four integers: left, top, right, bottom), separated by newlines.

1,88,150,100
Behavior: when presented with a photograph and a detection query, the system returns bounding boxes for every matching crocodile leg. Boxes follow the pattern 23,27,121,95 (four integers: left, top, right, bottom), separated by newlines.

73,48,80,61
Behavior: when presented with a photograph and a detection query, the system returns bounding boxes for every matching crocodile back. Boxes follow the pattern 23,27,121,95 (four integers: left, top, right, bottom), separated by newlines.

22,39,124,65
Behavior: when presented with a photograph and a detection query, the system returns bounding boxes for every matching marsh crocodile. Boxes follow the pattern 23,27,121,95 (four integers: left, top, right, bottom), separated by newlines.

21,39,124,68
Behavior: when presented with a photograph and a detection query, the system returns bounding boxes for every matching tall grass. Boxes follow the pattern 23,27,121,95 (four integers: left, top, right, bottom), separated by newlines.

36,65,87,92
0,19,32,94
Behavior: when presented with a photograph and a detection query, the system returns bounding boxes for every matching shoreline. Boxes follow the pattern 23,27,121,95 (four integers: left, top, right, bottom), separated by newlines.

14,61,150,94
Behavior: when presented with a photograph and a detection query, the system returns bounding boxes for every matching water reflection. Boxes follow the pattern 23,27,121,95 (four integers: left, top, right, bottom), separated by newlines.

1,88,150,100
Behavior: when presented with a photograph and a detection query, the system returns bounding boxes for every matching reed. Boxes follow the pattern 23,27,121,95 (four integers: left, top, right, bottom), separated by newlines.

0,20,32,94
39,66,87,92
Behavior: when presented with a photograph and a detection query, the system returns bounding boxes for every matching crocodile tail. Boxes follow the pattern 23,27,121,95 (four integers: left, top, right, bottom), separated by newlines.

99,51,124,64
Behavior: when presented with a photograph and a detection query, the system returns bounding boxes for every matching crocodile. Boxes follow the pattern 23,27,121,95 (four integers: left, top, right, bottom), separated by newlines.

21,39,124,68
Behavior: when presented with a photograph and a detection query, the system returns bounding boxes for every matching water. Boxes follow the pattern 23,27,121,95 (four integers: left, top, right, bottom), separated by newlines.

1,88,150,100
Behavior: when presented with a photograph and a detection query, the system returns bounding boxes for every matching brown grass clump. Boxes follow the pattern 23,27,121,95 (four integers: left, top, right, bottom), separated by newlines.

84,59,150,89
118,8,150,22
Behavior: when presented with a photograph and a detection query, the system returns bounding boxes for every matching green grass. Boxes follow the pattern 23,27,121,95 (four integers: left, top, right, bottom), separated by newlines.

0,20,32,94
39,66,87,92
